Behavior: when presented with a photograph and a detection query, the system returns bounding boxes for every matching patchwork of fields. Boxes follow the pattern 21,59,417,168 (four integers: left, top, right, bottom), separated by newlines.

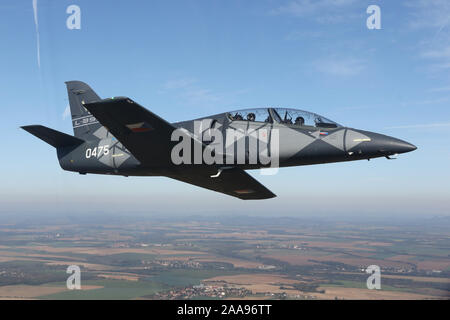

0,215,448,299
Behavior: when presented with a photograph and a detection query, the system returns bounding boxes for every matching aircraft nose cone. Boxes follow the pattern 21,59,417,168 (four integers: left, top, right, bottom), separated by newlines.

385,138,417,154
346,129,417,156
369,133,417,155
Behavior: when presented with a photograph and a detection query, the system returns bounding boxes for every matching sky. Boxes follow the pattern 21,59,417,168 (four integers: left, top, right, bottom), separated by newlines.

0,0,449,217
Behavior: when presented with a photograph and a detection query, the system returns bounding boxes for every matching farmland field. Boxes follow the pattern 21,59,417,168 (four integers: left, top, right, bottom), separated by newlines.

0,214,449,300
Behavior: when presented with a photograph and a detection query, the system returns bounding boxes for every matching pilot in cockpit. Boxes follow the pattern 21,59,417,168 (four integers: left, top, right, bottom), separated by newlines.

247,113,256,122
233,113,243,120
295,116,305,126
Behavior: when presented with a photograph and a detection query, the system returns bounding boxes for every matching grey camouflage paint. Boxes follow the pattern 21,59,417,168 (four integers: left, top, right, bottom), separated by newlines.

23,81,417,199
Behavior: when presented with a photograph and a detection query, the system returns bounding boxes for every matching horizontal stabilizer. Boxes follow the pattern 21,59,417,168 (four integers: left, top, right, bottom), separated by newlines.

21,125,84,148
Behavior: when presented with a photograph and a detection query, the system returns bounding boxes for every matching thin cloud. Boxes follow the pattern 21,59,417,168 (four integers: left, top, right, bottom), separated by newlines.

283,30,323,41
272,0,356,17
405,1,450,75
161,78,225,108
419,46,450,73
163,78,196,90
314,57,366,76
429,86,450,92
271,0,357,23
161,77,249,110
385,122,450,129
183,88,221,105
32,0,40,69
62,104,71,120
404,0,450,31
421,46,450,59
400,96,450,106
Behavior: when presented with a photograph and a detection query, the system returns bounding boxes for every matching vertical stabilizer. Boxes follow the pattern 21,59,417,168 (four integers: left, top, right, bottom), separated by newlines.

65,81,108,140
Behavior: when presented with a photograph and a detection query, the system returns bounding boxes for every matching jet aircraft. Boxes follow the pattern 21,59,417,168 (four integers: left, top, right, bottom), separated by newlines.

22,81,417,200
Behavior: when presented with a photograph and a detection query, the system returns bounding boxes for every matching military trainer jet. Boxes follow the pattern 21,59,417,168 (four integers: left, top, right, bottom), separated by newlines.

22,81,416,200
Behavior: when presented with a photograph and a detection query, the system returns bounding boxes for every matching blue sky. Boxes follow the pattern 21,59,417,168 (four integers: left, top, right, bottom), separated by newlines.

1,0,449,217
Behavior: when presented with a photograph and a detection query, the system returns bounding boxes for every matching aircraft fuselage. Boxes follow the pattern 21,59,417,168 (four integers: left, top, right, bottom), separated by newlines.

57,114,416,176
23,81,416,200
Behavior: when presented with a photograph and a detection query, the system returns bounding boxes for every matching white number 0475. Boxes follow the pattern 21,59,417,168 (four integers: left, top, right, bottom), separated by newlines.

85,145,109,159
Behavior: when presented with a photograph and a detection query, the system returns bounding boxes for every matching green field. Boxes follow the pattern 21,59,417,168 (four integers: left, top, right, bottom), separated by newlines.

39,279,168,300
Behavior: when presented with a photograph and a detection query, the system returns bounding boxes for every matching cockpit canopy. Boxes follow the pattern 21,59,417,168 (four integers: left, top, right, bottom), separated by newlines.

227,108,341,128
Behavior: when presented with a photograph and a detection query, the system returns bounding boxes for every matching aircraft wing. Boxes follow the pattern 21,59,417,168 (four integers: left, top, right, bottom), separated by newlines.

84,97,192,166
166,167,276,200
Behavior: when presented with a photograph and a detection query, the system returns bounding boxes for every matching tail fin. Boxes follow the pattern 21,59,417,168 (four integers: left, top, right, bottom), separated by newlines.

65,81,109,140
22,125,84,148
